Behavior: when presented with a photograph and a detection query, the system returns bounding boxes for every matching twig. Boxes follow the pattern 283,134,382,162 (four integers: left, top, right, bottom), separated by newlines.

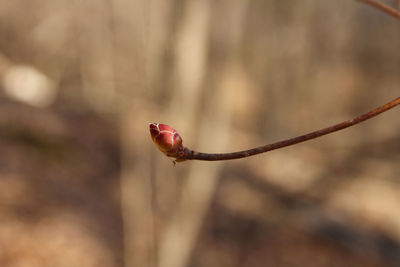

180,97,400,161
356,0,400,19
182,0,400,162
150,1,400,163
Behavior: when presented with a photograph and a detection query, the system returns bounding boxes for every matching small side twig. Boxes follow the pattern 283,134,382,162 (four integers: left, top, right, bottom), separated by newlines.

181,97,400,161
356,0,400,19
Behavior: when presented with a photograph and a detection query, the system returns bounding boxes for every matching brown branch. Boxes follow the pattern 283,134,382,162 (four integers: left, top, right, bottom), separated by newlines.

150,1,400,163
181,97,400,161
183,0,400,162
356,0,400,19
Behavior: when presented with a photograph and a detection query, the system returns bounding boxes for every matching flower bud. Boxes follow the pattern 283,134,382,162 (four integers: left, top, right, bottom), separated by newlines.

149,123,185,158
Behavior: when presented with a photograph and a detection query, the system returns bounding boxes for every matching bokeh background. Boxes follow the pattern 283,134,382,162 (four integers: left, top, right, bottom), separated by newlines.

0,0,399,266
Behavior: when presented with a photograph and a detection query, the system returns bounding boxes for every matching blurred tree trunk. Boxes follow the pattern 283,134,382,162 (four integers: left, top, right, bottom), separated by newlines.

157,1,249,267
112,0,156,266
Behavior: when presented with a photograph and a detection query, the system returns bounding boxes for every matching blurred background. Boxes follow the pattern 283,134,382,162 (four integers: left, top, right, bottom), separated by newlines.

0,0,399,266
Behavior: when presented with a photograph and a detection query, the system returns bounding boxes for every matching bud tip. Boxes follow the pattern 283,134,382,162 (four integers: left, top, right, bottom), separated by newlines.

148,123,185,160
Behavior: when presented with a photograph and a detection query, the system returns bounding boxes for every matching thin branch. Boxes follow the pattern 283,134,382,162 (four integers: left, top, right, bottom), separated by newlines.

150,1,400,163
181,97,400,161
356,0,400,19
183,1,400,161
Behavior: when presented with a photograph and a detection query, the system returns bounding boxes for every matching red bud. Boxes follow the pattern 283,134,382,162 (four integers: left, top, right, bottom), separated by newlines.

149,123,185,159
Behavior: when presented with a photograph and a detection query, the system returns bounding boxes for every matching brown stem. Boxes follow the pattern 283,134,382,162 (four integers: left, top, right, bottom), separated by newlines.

356,0,400,19
181,97,400,161
173,1,400,162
